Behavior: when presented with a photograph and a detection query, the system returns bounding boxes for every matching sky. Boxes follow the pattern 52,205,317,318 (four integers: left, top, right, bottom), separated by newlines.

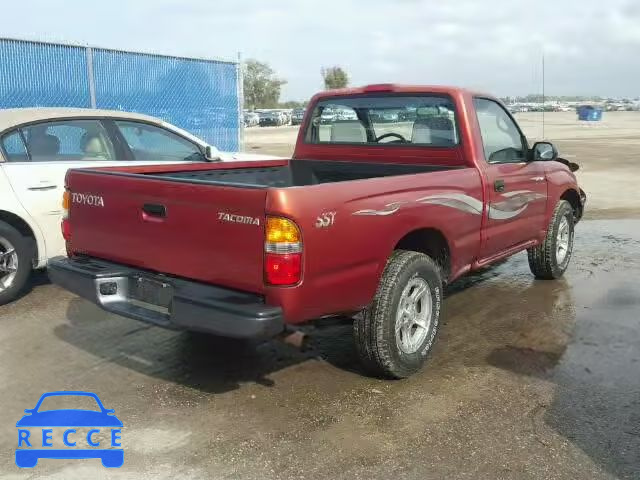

3,0,640,100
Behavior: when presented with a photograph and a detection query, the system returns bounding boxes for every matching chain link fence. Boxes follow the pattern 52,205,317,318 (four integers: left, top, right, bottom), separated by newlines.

0,38,241,151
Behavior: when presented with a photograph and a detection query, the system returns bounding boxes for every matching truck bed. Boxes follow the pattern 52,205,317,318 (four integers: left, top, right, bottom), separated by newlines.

64,158,464,297
138,160,457,188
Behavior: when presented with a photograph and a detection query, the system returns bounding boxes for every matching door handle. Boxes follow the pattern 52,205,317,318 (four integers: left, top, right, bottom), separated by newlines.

27,184,58,191
494,179,505,193
142,203,167,218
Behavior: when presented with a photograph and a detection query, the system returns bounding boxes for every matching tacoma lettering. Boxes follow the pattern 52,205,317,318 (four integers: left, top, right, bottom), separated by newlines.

217,212,260,226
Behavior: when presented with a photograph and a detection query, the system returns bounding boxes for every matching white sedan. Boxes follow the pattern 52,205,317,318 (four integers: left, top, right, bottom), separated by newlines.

0,108,278,305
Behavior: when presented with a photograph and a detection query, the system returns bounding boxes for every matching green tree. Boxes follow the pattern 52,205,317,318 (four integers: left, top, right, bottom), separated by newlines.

243,59,287,109
321,66,349,90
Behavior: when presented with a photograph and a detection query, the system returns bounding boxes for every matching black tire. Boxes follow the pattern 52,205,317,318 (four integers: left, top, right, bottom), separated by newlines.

0,221,34,306
354,250,443,379
528,200,575,279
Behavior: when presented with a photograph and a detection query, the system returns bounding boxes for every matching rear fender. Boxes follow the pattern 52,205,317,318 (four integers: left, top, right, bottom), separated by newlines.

0,169,47,267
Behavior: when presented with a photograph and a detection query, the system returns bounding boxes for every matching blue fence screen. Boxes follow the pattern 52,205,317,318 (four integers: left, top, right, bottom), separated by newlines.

0,38,240,151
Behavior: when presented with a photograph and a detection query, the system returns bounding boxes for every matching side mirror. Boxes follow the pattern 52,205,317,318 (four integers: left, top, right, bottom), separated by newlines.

531,141,558,162
24,409,33,414
204,145,221,162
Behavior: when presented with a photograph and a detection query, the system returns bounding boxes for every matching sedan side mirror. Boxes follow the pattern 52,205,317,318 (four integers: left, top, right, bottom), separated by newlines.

204,145,221,162
531,141,558,162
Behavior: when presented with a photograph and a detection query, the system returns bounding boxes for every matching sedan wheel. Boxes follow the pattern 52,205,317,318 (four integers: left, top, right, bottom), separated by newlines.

0,221,34,305
0,236,18,293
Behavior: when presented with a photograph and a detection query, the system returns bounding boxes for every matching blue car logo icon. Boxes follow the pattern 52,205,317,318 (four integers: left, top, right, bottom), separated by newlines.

16,391,123,468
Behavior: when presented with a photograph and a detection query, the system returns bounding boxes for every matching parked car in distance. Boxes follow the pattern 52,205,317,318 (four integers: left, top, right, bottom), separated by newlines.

278,110,292,126
320,107,337,124
258,111,282,127
50,84,586,379
291,108,306,125
371,109,400,123
243,111,260,127
334,108,358,121
0,108,279,305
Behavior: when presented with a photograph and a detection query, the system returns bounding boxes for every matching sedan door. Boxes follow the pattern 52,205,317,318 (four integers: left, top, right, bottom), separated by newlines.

0,119,132,259
1,117,207,261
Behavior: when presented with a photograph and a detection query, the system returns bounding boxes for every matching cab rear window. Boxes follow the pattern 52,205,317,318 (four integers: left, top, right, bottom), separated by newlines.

304,94,459,147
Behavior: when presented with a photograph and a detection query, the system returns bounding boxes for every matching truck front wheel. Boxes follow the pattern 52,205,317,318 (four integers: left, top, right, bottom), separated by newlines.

527,200,575,279
354,250,442,379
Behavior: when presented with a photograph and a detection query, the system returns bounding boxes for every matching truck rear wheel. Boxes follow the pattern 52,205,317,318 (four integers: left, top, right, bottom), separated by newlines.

0,221,33,306
354,250,442,379
527,200,575,279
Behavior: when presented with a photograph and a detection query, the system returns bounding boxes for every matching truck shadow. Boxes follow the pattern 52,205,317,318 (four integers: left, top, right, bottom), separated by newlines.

52,257,520,394
56,298,360,394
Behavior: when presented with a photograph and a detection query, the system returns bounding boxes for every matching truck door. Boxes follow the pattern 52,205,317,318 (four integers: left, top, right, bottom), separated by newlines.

473,98,548,259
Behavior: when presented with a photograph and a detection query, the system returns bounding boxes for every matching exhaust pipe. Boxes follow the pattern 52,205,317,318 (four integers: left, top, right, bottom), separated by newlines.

278,328,308,350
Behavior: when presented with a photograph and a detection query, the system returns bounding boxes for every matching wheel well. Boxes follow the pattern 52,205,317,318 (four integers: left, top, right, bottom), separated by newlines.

0,210,38,260
560,189,582,221
394,228,451,280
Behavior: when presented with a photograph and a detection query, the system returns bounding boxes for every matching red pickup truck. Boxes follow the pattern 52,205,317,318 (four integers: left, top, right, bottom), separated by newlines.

49,85,586,379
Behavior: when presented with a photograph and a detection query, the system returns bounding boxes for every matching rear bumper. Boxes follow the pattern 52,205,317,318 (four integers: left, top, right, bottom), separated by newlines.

48,256,284,340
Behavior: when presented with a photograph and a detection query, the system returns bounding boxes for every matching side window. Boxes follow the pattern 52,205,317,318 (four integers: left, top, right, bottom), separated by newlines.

114,121,203,162
474,98,525,164
1,130,28,162
20,120,115,162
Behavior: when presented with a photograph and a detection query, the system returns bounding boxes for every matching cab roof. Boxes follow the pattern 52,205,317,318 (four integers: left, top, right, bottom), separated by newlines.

311,84,490,101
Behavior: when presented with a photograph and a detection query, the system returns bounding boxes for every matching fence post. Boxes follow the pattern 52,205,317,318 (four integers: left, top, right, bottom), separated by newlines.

237,51,244,151
85,46,97,108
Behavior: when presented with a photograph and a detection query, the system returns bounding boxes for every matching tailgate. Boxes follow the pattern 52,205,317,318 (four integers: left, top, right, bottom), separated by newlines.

66,169,267,294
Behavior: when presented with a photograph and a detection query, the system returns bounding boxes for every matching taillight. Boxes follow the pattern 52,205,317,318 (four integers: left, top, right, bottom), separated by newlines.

61,190,71,241
62,190,70,213
265,253,301,286
265,216,302,285
61,218,72,241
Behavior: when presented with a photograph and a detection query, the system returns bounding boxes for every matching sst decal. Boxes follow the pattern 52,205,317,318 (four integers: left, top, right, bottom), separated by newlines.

315,211,337,228
15,391,123,469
